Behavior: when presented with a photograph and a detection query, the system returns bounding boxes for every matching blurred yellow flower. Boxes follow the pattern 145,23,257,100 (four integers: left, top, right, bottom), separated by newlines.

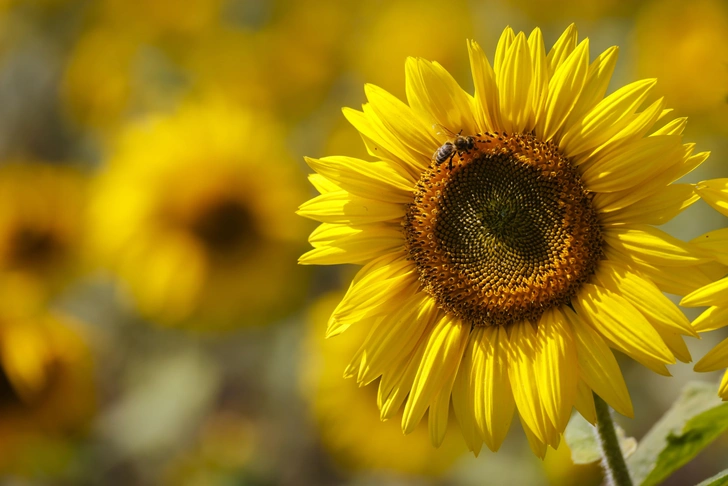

90,101,308,328
182,28,272,112
62,27,139,132
303,292,465,475
95,0,223,40
682,179,728,400
346,0,472,100
0,312,96,476
300,24,710,457
184,0,349,120
634,0,728,131
62,0,222,132
0,163,86,316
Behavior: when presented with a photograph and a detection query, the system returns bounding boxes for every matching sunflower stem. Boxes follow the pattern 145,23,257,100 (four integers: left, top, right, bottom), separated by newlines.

593,393,633,486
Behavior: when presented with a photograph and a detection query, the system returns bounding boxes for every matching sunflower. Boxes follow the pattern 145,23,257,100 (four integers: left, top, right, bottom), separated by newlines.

298,25,712,457
302,292,465,475
681,179,728,400
0,311,96,476
0,163,86,317
90,101,308,328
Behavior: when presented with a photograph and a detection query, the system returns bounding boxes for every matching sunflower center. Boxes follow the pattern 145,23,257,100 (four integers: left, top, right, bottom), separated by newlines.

8,227,63,270
404,132,602,327
0,364,22,408
191,199,255,253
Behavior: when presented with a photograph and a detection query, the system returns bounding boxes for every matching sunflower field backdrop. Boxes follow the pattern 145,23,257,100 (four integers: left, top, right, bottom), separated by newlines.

0,0,727,485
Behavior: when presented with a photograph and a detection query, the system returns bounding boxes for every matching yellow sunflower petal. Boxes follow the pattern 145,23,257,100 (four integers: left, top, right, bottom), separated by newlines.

378,334,429,420
574,283,675,376
508,321,556,447
598,184,699,225
719,372,728,400
604,225,709,267
594,260,696,337
494,26,515,75
402,314,469,434
564,46,618,129
681,277,728,307
692,306,728,333
566,308,633,417
694,337,728,373
656,328,692,364
520,414,548,460
535,308,578,432
343,107,408,163
429,363,459,447
546,23,578,75
300,223,404,265
660,148,710,185
452,329,485,455
364,84,439,167
575,380,597,425
305,156,414,203
472,326,515,451
653,117,688,136
468,40,502,133
691,228,728,265
356,291,438,385
695,178,728,218
591,150,708,213
528,28,548,119
497,32,534,133
604,249,721,296
581,134,683,193
584,97,667,162
308,173,340,194
537,39,589,141
297,190,405,225
559,78,656,157
404,58,477,136
328,252,413,334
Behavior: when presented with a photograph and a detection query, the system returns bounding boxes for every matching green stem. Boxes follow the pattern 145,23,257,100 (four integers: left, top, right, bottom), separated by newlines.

593,393,633,486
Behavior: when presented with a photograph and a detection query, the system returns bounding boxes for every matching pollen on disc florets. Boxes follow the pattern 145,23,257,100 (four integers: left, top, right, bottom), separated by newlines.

403,132,603,327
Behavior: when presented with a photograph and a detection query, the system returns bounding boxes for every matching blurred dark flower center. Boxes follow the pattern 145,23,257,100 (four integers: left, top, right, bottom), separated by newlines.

191,199,255,253
8,227,63,269
0,365,22,408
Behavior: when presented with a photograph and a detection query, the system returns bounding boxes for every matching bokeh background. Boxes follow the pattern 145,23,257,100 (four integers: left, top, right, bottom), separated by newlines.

0,0,727,484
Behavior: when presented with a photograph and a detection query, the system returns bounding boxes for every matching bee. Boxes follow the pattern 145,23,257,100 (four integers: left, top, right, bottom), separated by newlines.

433,128,475,170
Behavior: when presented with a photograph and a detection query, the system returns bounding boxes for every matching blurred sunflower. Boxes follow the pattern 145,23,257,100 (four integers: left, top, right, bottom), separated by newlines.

0,311,96,476
0,163,86,316
303,292,465,475
90,101,308,328
346,0,472,101
95,0,223,39
62,27,140,132
183,0,350,120
681,179,728,400
299,25,712,457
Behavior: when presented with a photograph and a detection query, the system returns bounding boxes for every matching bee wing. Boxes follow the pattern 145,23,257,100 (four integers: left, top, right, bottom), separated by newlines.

432,123,457,139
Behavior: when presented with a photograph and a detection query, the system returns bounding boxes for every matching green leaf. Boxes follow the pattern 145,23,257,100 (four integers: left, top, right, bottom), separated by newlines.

564,412,637,465
696,469,728,486
627,381,728,486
